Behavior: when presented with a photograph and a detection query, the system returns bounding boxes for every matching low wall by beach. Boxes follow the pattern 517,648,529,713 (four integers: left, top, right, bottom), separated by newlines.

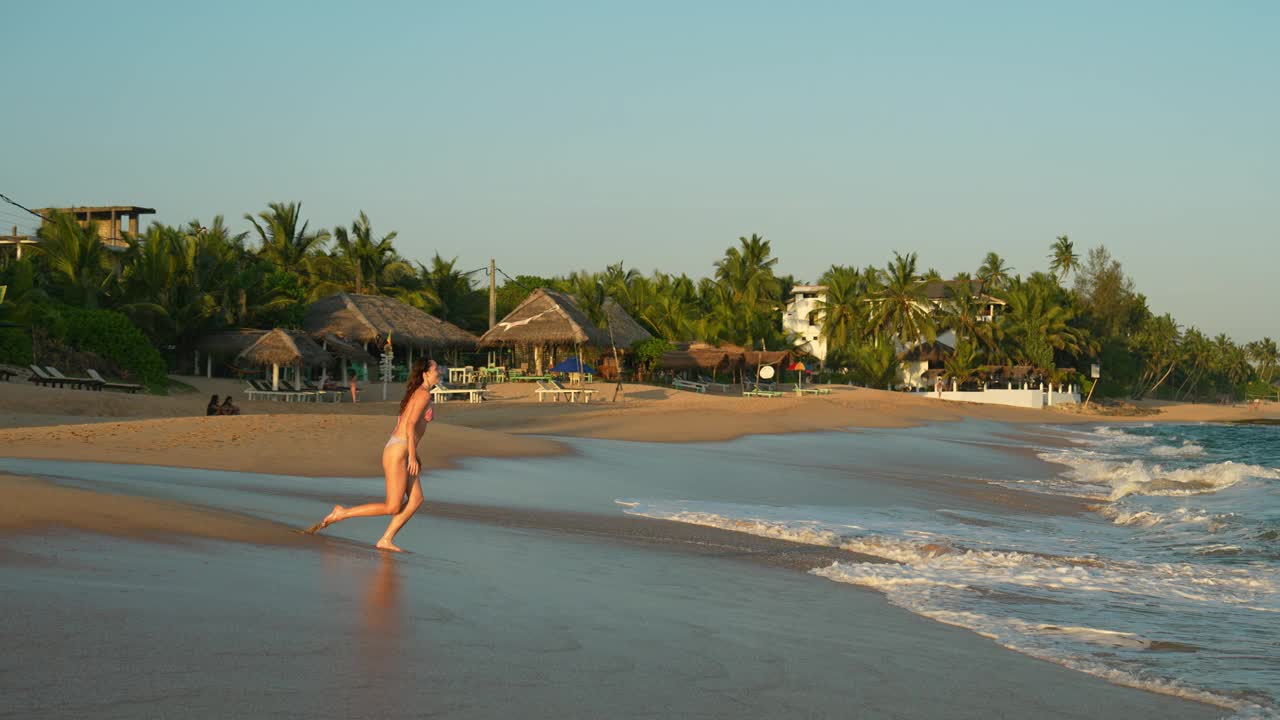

916,387,1081,409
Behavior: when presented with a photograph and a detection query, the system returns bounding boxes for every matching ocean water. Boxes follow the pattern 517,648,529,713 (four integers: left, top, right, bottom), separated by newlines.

622,423,1280,718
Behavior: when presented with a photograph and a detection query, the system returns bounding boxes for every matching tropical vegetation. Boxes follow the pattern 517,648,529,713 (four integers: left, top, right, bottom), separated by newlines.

0,201,1274,401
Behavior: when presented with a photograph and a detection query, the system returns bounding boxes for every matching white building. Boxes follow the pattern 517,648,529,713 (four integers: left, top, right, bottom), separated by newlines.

782,285,828,362
782,280,1006,370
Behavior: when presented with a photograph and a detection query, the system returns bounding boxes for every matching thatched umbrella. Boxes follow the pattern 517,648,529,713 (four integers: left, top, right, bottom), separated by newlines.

236,329,332,391
304,292,477,371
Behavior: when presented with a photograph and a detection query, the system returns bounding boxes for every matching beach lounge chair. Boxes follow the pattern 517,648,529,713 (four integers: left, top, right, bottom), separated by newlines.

697,375,735,392
430,381,485,404
244,378,297,402
0,368,14,382
672,378,708,393
279,380,321,402
44,366,105,391
792,386,832,396
742,373,777,391
27,365,67,388
742,388,784,398
536,379,589,402
302,379,342,402
86,369,144,394
557,379,593,403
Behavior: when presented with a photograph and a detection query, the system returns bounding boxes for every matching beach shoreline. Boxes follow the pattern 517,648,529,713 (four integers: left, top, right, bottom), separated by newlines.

1,377,1273,477
1,384,1250,717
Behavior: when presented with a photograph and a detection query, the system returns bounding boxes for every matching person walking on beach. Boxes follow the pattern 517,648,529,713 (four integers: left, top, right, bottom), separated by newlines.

349,374,359,403
310,357,438,552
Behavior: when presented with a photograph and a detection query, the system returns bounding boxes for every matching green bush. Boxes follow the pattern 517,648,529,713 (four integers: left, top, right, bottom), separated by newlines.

633,337,672,375
0,327,33,365
58,307,166,384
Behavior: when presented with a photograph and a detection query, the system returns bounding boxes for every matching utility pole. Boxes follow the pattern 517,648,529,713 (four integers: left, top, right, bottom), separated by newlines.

488,257,497,329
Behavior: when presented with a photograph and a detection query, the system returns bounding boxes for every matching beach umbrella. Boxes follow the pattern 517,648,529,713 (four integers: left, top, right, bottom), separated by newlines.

790,361,807,388
235,329,332,391
549,357,595,374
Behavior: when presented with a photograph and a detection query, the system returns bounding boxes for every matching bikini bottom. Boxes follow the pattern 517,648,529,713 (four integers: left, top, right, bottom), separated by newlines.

385,435,407,449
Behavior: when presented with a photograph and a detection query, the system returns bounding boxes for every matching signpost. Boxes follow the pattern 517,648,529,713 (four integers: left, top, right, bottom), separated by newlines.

1083,363,1100,409
380,335,395,401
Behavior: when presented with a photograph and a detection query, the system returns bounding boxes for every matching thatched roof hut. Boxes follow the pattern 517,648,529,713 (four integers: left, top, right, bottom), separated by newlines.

660,342,732,372
304,293,477,349
318,333,376,365
196,329,269,357
479,289,652,349
236,329,332,368
479,289,607,348
601,299,653,347
900,341,954,363
718,343,793,368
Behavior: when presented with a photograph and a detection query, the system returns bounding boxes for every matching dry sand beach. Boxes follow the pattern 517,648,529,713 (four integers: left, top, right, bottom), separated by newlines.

1,377,1270,476
3,377,1274,718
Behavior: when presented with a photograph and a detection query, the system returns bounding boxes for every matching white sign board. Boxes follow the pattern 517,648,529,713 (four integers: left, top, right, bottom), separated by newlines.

1090,363,1101,379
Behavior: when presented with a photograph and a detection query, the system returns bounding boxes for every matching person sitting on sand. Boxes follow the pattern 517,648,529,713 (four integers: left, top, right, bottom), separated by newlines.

219,396,240,416
207,395,220,416
310,357,438,552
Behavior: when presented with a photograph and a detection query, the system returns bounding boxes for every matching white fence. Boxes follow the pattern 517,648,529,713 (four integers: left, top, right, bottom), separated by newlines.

916,384,1081,409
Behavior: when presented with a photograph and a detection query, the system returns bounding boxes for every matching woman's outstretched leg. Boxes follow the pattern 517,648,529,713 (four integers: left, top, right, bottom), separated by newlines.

316,446,409,530
376,475,424,553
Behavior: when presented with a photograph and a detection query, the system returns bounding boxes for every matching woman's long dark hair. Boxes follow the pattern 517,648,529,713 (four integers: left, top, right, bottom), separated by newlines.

399,357,436,413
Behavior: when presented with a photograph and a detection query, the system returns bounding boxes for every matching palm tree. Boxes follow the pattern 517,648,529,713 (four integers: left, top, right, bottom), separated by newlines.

332,211,408,295
1130,313,1180,399
977,251,1013,291
937,285,1001,361
713,234,781,346
814,265,872,351
409,254,484,328
33,211,113,308
848,335,898,389
867,252,935,348
1048,235,1079,283
943,340,981,388
1246,337,1278,385
246,202,330,268
996,278,1088,371
561,271,609,328
1174,328,1212,400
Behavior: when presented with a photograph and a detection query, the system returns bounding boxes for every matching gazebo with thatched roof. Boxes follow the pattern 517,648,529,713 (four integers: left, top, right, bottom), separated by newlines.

235,329,332,391
304,292,478,375
478,289,652,374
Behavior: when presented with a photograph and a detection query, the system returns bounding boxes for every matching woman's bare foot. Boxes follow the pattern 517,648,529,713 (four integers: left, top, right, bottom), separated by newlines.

320,505,344,530
375,538,404,553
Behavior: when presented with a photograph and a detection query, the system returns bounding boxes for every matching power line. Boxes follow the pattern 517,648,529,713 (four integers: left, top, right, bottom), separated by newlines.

0,193,49,221
495,267,538,293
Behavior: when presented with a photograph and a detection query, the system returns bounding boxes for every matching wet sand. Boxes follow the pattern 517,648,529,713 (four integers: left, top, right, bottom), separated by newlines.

0,468,1221,719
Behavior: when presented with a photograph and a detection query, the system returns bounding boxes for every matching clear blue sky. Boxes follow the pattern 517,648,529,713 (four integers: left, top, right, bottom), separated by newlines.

5,1,1276,341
